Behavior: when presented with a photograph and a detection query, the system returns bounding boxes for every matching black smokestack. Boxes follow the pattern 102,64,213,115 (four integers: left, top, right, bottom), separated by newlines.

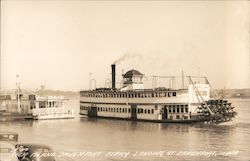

111,64,116,89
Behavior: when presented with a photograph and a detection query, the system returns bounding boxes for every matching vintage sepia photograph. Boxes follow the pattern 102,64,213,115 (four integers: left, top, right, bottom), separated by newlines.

0,0,249,161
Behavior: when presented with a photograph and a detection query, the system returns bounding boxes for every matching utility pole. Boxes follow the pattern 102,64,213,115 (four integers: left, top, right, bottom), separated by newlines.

16,75,21,113
182,70,184,89
89,73,92,90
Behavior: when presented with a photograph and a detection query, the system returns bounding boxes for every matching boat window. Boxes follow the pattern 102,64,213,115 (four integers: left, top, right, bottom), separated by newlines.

39,101,46,108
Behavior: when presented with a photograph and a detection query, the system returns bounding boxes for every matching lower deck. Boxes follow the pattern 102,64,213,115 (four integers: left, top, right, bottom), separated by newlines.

80,102,191,121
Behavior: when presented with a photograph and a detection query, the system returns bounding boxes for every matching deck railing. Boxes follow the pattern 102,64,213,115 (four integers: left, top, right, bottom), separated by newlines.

32,107,74,116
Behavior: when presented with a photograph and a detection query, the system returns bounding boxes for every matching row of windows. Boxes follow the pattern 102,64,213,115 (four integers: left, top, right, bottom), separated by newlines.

165,104,189,113
80,105,189,114
39,101,63,108
98,107,130,113
165,104,188,108
80,106,155,114
81,106,89,110
80,92,177,98
169,107,189,113
137,108,154,114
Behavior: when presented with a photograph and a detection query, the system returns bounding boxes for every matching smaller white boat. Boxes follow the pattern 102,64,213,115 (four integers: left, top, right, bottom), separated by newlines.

32,96,74,120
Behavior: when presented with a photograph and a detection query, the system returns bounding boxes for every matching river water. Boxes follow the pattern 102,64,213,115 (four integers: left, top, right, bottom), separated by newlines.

1,98,249,161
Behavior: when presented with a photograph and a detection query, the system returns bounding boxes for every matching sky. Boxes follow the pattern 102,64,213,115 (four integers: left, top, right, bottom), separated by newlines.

1,0,250,91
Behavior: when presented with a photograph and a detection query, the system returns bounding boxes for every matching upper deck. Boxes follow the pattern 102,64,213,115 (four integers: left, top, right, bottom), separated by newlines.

80,64,211,105
79,88,191,105
80,88,187,98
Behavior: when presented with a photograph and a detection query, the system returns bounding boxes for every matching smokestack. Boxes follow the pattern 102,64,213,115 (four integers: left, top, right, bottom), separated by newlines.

111,64,116,89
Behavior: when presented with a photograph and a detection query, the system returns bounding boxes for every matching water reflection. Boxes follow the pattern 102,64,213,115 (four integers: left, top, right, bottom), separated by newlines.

80,117,192,133
0,99,249,161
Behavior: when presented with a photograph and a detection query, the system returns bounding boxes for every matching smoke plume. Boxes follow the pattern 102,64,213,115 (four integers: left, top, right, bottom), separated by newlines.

113,52,142,64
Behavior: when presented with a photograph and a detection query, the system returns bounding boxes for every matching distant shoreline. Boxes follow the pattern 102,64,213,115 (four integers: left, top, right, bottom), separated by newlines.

1,88,250,100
